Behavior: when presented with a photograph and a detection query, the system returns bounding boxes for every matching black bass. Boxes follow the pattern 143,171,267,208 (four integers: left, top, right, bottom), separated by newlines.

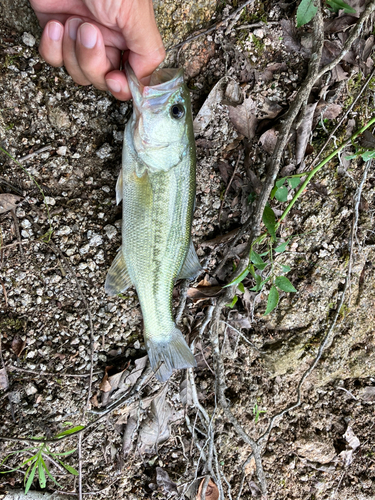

105,64,201,382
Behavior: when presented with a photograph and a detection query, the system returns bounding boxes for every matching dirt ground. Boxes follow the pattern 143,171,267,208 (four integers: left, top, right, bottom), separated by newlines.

0,0,375,499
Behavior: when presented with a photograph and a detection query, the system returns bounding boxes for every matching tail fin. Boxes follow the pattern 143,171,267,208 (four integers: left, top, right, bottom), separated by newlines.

146,328,196,382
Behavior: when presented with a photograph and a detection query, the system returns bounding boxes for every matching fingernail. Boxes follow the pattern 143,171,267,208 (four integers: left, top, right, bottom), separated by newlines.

68,18,82,41
79,23,98,49
106,79,122,94
47,22,63,42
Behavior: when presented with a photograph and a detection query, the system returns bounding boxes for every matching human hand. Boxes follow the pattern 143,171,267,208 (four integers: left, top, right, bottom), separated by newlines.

29,0,165,100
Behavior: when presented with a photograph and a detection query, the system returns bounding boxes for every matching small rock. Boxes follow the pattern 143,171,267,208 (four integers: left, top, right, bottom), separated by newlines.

22,32,36,47
294,439,336,464
96,143,113,159
21,294,31,306
104,224,117,240
25,383,37,396
57,146,67,156
49,107,71,129
253,29,264,39
44,196,56,205
89,234,103,247
21,219,31,229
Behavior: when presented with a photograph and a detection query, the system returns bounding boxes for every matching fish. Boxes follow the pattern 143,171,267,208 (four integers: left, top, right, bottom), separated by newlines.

105,63,201,382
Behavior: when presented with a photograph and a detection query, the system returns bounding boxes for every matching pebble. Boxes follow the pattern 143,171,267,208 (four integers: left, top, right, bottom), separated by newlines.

25,383,38,396
57,146,67,156
89,234,103,247
22,32,36,47
104,224,117,239
96,143,113,159
44,196,56,205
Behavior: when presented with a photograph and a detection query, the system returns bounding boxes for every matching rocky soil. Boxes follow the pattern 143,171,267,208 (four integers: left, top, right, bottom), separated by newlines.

0,0,375,499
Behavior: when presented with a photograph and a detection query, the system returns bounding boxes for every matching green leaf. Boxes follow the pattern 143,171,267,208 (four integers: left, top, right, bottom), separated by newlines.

250,275,270,292
262,205,277,241
263,286,279,315
237,282,245,293
25,462,38,494
55,425,84,438
275,276,297,292
226,295,238,308
361,150,375,161
275,240,289,253
58,460,79,476
326,0,356,13
41,457,62,488
281,264,291,273
248,192,256,203
250,249,267,270
276,178,286,188
274,186,288,203
288,177,301,189
225,268,249,287
345,153,358,160
270,186,278,200
38,458,46,489
296,0,318,27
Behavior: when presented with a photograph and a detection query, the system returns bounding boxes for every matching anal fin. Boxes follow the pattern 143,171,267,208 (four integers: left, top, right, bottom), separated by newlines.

176,239,202,280
105,250,133,296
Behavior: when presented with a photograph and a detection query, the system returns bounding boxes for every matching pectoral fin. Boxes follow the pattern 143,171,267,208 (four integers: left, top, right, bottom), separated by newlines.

116,169,123,204
177,239,202,280
105,250,133,295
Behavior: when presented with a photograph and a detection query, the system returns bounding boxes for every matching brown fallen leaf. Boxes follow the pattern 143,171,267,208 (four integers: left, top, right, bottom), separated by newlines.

323,104,342,120
11,334,26,357
296,102,318,165
138,385,171,453
339,426,361,467
187,286,222,301
258,98,282,120
99,370,112,393
0,193,22,214
259,128,279,154
228,97,258,140
156,467,178,497
200,228,239,248
196,478,219,500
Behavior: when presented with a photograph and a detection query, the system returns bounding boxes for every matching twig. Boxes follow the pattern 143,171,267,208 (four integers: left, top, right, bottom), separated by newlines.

8,365,102,378
336,386,358,401
168,0,256,51
218,151,242,227
17,145,53,163
0,280,8,307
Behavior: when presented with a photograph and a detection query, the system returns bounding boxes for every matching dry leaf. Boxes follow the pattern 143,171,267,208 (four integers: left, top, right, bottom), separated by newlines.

200,228,238,248
187,286,222,300
258,98,282,120
99,371,112,393
228,97,258,140
138,385,171,453
259,128,279,154
196,478,219,500
123,415,138,455
323,104,342,120
0,367,9,390
339,426,360,467
0,193,22,214
156,467,178,497
360,386,375,401
296,102,318,165
11,335,26,357
193,76,231,135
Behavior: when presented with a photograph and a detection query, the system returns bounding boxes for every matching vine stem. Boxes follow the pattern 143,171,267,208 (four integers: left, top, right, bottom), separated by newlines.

278,116,375,225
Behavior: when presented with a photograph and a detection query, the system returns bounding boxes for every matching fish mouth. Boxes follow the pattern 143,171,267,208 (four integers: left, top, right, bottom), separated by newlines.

125,63,185,106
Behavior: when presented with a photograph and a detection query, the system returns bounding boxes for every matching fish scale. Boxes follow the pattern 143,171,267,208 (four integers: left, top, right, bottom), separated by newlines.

105,64,201,381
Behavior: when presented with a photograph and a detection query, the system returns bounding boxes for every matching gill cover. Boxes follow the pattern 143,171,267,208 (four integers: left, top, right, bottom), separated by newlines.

125,63,192,173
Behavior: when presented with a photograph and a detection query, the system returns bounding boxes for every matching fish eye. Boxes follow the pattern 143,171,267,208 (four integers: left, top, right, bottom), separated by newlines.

170,103,185,119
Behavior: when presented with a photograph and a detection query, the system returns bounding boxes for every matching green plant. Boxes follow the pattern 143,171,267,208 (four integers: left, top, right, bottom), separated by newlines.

296,0,356,28
252,403,266,423
226,116,375,315
0,425,83,493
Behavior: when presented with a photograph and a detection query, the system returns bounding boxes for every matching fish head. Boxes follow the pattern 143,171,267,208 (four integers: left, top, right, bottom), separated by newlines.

126,64,193,172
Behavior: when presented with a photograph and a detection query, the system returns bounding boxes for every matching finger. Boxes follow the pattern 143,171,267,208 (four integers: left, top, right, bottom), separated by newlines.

105,70,131,101
118,0,166,78
62,17,91,86
76,23,120,91
39,20,64,67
